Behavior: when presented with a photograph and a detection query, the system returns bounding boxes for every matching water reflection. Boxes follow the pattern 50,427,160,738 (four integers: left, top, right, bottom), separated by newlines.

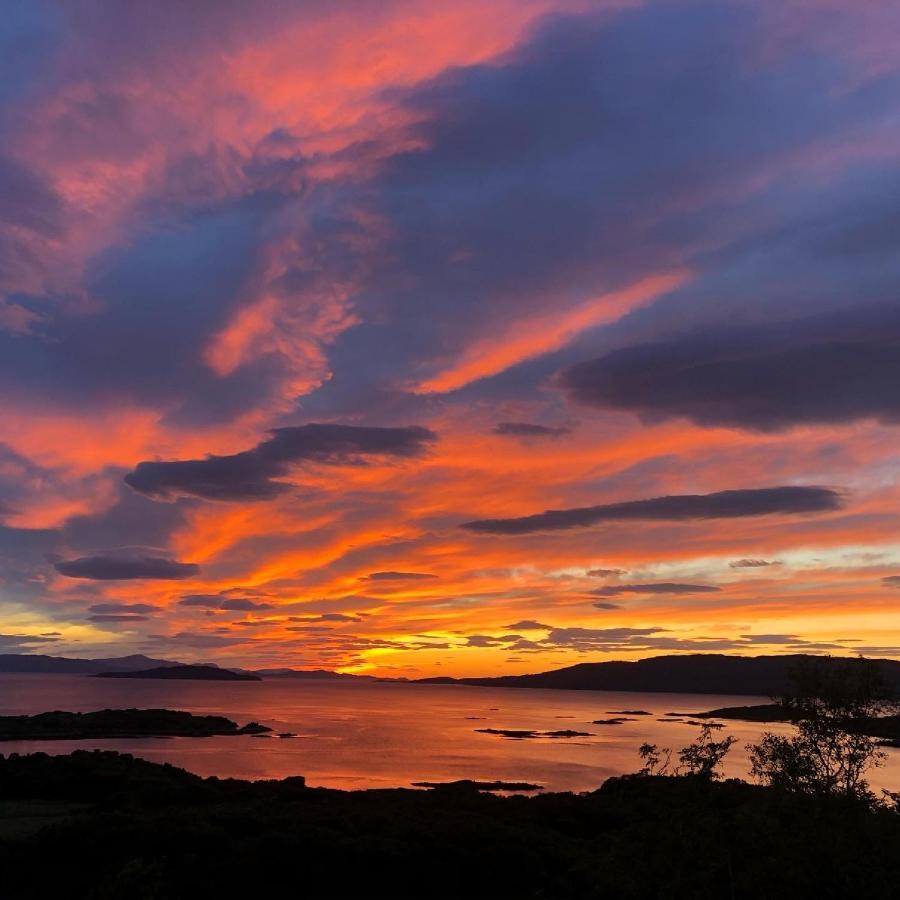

2,673,899,792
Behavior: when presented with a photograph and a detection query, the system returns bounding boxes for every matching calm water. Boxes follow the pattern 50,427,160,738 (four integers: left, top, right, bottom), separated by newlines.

2,673,900,793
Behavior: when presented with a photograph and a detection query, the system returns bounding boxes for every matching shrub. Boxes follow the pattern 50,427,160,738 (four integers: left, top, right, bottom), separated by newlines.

748,657,896,803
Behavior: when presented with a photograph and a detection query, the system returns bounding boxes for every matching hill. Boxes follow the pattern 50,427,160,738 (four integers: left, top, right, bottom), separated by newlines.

253,667,377,680
0,655,367,682
95,664,260,682
417,654,900,696
0,654,181,674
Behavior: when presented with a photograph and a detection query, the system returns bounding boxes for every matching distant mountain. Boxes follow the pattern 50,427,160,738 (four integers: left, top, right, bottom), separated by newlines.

416,654,900,696
95,665,261,682
0,654,181,674
0,656,375,682
253,668,377,680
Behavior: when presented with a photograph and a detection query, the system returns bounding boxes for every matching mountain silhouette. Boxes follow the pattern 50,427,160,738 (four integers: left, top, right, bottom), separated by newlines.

417,654,900,696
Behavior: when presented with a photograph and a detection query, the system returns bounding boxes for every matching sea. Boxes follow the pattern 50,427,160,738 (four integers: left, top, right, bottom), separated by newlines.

3,673,900,793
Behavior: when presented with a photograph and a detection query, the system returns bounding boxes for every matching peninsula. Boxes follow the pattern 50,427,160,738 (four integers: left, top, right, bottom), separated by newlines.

0,709,271,741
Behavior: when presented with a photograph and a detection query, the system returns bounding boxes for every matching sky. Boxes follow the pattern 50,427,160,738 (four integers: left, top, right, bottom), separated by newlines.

1,0,899,676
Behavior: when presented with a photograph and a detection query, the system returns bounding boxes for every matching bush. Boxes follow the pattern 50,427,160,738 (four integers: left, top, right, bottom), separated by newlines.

748,656,897,803
637,724,736,779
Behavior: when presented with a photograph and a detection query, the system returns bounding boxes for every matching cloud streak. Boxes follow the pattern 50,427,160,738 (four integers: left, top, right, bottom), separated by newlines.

462,486,842,534
361,571,438,582
730,559,779,569
592,583,720,596
493,422,571,438
125,424,437,502
88,603,158,614
178,594,273,611
55,555,199,580
560,304,900,432
0,633,61,652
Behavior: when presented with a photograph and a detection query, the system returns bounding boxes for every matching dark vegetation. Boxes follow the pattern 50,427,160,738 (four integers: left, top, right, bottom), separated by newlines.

0,709,271,741
746,658,899,800
2,749,900,899
95,665,260,681
646,657,899,803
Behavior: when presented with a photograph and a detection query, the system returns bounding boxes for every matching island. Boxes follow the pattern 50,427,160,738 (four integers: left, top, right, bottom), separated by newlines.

475,728,593,739
94,664,261,682
0,708,272,741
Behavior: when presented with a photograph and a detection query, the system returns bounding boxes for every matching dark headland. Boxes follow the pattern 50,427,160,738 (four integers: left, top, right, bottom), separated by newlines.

94,664,261,682
417,654,900,696
696,702,900,747
0,709,271,741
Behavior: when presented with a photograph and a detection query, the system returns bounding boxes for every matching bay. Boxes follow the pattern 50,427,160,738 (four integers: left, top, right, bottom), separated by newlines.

2,673,899,793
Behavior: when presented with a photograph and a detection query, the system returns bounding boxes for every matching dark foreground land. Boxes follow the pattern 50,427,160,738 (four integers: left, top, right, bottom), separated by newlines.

0,709,270,741
1,751,899,899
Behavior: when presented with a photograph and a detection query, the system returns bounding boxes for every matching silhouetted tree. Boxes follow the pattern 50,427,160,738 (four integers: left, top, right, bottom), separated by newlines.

637,725,735,779
748,656,897,803
679,724,737,779
637,742,671,776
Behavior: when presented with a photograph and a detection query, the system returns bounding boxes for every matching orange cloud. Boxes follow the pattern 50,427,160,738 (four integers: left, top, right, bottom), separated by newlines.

412,271,689,394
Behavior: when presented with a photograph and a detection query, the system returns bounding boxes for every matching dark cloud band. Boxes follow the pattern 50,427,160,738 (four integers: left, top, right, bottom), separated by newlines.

493,422,571,438
178,594,273,611
88,602,158,614
592,583,720,596
361,571,438,581
125,423,437,502
55,555,199,580
560,304,900,432
462,486,841,534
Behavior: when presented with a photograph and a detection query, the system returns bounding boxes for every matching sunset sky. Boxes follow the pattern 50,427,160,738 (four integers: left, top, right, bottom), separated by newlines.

1,0,899,676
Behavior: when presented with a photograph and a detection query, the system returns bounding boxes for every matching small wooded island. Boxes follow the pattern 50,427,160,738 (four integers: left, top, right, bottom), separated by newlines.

0,709,271,741
94,664,261,681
